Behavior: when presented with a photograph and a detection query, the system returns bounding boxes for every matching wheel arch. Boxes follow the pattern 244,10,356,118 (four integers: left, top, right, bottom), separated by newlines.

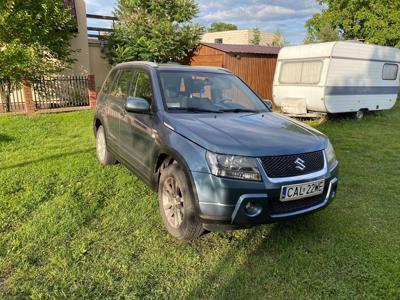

152,147,193,190
152,147,202,222
93,113,105,136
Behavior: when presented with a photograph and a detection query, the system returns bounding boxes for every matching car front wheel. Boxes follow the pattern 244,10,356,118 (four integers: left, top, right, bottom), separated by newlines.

158,163,204,240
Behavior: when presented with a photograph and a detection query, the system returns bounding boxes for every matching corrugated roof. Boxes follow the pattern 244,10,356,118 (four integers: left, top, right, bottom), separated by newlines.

201,43,281,55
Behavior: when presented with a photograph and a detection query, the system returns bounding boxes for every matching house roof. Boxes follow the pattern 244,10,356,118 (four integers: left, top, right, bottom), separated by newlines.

201,43,281,55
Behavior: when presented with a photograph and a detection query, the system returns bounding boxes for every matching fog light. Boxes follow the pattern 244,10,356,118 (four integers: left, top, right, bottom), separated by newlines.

244,201,262,217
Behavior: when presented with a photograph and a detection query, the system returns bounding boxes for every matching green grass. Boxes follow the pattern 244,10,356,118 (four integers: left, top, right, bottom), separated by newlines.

0,106,399,299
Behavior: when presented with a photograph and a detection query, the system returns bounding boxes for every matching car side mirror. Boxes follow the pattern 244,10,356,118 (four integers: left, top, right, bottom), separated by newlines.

125,97,150,113
263,99,273,110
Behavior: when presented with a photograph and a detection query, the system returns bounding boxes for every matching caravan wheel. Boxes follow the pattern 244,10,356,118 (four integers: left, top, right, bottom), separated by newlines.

354,110,365,120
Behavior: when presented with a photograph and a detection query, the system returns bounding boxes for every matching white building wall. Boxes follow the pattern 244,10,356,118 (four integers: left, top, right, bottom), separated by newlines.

64,0,90,76
201,29,274,45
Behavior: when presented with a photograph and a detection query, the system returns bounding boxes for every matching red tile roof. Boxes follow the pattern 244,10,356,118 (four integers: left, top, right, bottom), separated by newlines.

202,43,281,55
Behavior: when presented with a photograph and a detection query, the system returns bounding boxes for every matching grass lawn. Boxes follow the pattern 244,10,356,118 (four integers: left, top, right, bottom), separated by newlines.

0,105,399,299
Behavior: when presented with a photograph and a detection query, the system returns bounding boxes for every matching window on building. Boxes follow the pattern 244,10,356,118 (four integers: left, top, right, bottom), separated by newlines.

382,63,398,80
279,61,323,84
214,38,223,44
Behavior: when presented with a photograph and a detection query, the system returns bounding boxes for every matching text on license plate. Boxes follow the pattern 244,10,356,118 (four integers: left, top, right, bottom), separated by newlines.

280,180,325,202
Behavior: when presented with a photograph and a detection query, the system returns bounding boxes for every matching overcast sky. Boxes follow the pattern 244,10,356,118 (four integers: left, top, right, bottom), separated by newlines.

85,0,322,44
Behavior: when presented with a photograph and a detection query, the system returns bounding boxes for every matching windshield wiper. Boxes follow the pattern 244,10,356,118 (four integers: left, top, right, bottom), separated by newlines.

169,107,223,113
221,108,258,113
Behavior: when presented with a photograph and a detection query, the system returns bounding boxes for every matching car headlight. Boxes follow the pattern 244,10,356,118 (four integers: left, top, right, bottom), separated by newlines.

206,152,261,181
325,140,337,169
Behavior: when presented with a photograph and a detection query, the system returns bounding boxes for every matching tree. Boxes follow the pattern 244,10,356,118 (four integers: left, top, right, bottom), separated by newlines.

0,0,76,83
106,0,204,65
305,0,400,47
250,27,261,45
0,0,76,111
305,16,342,43
208,22,238,32
272,31,289,46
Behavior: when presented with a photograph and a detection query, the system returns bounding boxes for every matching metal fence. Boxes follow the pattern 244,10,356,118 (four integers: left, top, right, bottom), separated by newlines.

0,81,25,112
32,76,89,109
0,76,91,113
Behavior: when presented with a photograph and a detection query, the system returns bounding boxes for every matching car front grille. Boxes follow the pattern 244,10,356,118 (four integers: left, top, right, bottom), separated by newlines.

260,150,324,178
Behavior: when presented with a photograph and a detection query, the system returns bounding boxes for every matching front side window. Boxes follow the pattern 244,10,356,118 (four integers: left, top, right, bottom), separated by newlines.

279,60,322,84
111,69,134,98
382,63,398,80
132,71,153,104
159,71,269,113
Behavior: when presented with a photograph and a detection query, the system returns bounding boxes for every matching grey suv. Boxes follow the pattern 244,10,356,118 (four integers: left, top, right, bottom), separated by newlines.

94,62,339,240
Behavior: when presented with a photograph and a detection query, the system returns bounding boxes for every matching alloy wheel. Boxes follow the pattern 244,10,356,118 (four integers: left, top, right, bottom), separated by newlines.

162,177,184,228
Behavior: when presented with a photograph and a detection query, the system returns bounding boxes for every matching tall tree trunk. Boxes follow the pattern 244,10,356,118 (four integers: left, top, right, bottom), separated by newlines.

0,83,8,113
5,81,12,112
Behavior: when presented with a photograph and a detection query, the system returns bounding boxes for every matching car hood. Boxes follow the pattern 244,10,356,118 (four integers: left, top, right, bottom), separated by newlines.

164,112,327,157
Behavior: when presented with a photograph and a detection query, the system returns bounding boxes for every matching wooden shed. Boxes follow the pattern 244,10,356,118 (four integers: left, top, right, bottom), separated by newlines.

190,43,281,100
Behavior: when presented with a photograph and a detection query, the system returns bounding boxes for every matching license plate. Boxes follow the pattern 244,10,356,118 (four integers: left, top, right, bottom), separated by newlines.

280,180,325,202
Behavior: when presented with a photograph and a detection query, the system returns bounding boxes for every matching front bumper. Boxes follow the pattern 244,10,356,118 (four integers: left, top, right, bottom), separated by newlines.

192,162,339,225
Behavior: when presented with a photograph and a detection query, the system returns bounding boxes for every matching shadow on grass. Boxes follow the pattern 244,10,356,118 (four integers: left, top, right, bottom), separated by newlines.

1,148,95,170
187,217,322,299
0,133,15,144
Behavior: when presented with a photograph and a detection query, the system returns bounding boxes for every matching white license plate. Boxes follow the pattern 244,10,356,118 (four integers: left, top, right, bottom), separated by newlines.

280,180,325,202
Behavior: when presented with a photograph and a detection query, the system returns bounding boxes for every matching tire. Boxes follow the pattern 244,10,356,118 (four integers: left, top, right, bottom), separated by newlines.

96,125,116,165
327,113,337,120
354,110,365,120
158,163,204,240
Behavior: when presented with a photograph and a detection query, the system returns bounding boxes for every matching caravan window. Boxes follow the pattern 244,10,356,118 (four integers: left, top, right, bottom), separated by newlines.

301,61,323,84
382,63,398,80
279,62,302,84
279,60,322,84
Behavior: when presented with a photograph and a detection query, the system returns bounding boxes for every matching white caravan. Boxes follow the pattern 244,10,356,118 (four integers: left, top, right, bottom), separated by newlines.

273,41,400,119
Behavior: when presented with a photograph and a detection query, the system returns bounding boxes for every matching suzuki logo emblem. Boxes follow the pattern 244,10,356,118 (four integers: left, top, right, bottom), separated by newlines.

294,158,306,171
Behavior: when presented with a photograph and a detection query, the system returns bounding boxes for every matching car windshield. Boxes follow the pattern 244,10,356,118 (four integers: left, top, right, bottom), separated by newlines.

158,71,269,113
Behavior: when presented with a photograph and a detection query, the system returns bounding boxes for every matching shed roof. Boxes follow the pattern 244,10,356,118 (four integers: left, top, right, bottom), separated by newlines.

201,43,281,55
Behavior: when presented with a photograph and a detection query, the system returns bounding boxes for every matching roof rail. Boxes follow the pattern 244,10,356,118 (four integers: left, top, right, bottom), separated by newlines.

217,67,232,73
116,61,159,68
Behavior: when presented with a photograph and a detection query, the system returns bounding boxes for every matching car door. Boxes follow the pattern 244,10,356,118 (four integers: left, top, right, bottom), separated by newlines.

105,68,134,155
119,69,155,179
102,69,121,148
